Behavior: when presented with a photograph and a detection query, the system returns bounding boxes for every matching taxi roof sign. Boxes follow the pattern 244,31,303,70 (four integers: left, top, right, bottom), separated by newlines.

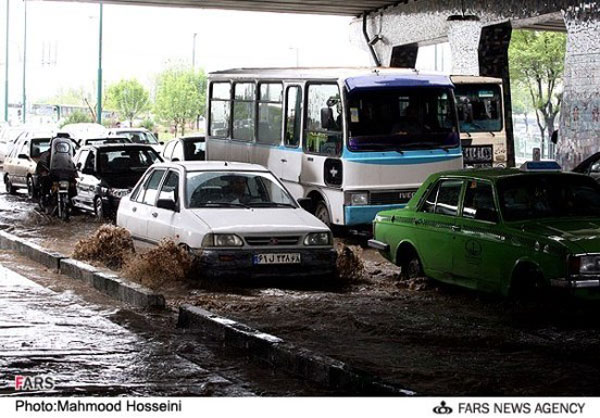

519,161,562,172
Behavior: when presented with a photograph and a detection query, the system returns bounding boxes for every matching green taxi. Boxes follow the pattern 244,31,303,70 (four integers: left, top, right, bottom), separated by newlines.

368,163,600,298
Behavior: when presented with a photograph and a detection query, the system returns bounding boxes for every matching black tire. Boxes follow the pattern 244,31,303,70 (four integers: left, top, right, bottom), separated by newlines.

5,176,17,195
400,250,423,280
314,200,331,226
510,268,545,301
26,176,37,200
94,197,105,221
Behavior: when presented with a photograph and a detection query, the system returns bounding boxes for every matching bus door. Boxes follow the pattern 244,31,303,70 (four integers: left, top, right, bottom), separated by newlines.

253,82,286,179
280,85,303,185
301,83,343,187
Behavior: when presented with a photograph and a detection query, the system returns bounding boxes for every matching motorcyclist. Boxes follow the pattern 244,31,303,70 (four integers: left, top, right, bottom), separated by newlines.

36,134,78,204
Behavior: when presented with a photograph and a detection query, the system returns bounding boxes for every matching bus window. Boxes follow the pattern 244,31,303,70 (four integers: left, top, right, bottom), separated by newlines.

257,83,283,145
455,84,502,133
233,82,256,141
210,82,231,138
305,84,342,156
285,86,302,148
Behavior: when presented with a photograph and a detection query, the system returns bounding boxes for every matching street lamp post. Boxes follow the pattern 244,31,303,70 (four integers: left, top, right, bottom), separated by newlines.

22,0,27,124
96,1,103,124
4,0,10,122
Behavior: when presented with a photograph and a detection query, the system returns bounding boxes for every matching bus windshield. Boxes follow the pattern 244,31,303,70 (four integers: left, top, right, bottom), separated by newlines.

455,83,503,133
347,87,459,152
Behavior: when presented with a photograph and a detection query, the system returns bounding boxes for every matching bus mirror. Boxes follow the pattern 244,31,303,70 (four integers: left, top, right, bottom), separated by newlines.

551,130,558,144
321,107,334,130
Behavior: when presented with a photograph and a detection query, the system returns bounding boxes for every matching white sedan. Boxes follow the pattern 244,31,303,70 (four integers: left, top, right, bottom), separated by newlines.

117,161,336,279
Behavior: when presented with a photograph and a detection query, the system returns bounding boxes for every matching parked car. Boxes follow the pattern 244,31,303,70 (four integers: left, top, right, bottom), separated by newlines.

73,144,162,220
3,130,52,197
0,126,25,165
117,161,336,279
369,162,600,299
107,128,162,153
162,136,205,161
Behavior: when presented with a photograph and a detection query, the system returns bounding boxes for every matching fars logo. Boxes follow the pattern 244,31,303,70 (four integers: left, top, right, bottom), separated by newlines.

15,375,55,391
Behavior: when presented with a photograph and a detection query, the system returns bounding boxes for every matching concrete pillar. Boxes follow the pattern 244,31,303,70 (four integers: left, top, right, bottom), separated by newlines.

390,43,419,68
478,21,514,167
557,2,600,170
447,17,482,76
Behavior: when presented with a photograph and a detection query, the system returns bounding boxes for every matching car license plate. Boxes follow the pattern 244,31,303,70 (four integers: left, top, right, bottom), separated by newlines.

253,253,301,265
463,145,493,165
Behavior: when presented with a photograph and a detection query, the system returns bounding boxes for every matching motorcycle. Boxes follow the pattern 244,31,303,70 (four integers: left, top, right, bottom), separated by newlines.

38,178,75,221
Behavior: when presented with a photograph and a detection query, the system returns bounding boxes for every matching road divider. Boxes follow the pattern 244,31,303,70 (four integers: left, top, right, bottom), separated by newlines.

178,304,414,396
0,230,165,309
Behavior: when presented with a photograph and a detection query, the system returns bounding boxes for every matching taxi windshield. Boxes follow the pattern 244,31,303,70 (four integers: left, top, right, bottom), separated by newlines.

498,174,600,221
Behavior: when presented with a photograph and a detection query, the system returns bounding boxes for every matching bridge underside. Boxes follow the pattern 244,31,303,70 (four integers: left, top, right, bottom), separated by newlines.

43,0,599,169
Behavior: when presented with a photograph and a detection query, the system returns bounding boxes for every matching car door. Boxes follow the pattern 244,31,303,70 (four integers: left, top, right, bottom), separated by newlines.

452,179,504,292
76,150,98,210
146,169,181,243
4,140,21,182
127,168,167,246
413,178,464,277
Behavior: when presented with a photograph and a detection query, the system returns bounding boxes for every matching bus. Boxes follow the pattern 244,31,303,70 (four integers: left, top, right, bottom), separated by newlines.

206,67,463,227
451,75,507,167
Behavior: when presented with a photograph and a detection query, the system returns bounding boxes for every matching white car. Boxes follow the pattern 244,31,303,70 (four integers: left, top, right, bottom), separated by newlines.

117,161,336,279
107,128,163,154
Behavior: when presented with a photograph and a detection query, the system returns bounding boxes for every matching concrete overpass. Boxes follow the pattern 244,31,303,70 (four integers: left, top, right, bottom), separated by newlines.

36,1,600,168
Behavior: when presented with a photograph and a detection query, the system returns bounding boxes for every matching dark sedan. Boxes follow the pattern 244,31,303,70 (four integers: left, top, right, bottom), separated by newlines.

73,144,162,219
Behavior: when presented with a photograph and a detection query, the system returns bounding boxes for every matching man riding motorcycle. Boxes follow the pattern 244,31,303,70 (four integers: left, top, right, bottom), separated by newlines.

36,134,77,219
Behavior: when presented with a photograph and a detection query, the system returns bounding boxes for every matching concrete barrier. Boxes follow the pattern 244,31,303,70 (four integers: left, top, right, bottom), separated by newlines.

178,305,413,395
1,230,165,310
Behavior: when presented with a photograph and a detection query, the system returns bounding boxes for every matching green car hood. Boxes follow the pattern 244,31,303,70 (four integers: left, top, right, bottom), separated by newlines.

516,218,600,254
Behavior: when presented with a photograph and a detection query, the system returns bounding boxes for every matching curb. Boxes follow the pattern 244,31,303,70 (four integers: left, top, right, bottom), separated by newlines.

178,305,414,395
0,230,165,309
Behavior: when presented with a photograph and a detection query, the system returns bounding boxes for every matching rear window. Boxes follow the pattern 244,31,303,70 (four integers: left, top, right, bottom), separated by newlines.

97,148,160,174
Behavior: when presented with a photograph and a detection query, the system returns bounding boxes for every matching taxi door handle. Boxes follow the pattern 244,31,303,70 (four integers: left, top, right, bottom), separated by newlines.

281,159,287,163
414,219,423,225
152,212,158,218
307,157,314,162
451,225,461,231
132,207,137,213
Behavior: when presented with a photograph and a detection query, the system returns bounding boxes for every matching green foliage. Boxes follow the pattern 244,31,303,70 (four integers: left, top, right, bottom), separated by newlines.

105,79,151,126
509,30,566,156
154,66,206,136
140,118,155,131
40,87,94,107
59,110,93,128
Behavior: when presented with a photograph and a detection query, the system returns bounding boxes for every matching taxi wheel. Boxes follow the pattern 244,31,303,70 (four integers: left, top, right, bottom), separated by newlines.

401,252,423,280
26,177,37,200
5,176,17,195
314,201,331,226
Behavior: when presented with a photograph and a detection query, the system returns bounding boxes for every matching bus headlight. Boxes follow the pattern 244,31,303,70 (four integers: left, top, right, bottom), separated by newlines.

304,232,332,246
345,191,369,206
202,233,244,247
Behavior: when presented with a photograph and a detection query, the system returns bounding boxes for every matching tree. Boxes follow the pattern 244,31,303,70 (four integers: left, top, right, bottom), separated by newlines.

59,110,93,128
154,66,206,136
509,30,566,158
105,79,151,127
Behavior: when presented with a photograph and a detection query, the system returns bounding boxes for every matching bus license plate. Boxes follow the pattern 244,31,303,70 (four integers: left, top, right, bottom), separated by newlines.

463,145,493,165
253,253,301,265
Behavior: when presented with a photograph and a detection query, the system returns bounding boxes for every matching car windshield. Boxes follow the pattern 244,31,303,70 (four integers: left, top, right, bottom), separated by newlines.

498,174,600,221
347,87,459,152
186,171,296,208
97,148,160,174
455,83,503,133
118,131,159,145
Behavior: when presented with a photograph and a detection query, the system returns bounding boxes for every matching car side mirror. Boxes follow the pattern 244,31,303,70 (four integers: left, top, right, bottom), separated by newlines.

76,162,82,170
159,141,164,145
297,197,313,212
157,198,178,212
18,153,29,160
551,130,559,144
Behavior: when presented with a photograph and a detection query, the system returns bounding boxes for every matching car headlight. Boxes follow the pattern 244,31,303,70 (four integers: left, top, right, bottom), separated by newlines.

345,191,369,206
303,232,332,246
202,233,244,247
569,254,600,276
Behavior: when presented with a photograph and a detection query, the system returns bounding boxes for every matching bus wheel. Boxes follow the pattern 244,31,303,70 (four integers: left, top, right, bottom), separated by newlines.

314,201,331,226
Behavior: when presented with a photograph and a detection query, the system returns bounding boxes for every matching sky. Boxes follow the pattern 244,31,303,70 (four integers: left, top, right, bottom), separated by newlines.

0,0,374,106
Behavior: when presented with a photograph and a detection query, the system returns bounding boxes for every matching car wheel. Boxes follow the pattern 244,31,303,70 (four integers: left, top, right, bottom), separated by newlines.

4,176,17,195
94,197,105,221
401,252,423,280
26,177,37,200
314,201,331,226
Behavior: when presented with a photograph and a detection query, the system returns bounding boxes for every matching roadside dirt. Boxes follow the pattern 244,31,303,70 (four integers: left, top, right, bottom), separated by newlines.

3,191,600,395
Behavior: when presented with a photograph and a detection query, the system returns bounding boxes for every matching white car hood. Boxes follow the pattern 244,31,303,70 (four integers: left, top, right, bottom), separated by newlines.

189,207,329,235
